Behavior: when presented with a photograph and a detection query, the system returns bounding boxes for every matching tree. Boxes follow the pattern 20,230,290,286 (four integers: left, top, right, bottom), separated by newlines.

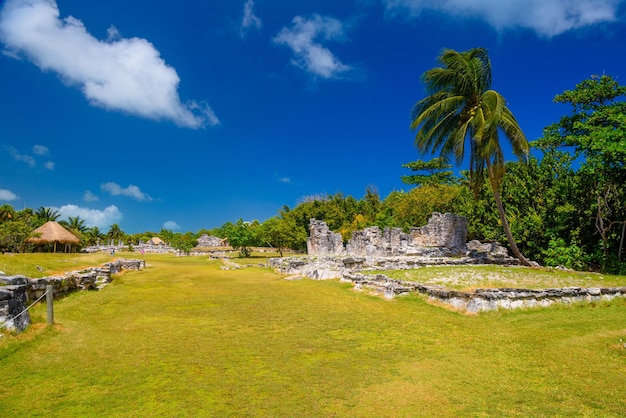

16,208,37,228
401,157,457,187
410,47,532,266
60,216,88,245
0,204,16,223
0,220,35,253
225,219,259,257
259,216,307,256
379,185,461,232
107,224,125,242
35,206,60,225
170,232,198,256
358,186,381,223
159,229,175,246
67,216,88,233
85,226,105,246
535,75,626,271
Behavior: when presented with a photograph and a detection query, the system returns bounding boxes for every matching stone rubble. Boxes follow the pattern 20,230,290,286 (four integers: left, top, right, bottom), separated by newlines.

344,272,626,313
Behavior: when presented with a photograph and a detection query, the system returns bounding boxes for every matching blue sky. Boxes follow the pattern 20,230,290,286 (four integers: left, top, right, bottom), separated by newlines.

0,0,624,234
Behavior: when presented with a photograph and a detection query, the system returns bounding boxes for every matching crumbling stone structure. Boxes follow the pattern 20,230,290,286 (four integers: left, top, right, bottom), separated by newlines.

410,212,468,249
307,219,345,256
308,212,469,257
196,234,226,247
347,226,412,256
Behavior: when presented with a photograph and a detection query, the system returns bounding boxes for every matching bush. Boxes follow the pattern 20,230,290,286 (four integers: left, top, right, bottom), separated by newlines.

542,238,588,270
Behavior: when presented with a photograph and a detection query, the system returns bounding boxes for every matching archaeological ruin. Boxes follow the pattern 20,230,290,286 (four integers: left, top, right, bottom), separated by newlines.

270,213,626,313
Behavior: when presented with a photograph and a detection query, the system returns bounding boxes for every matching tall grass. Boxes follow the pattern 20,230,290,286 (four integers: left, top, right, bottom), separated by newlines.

1,253,625,416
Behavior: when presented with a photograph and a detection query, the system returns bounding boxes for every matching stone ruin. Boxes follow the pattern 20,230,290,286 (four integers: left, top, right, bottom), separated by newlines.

344,272,626,313
410,212,468,249
307,219,345,256
270,213,625,313
272,213,515,281
196,234,226,247
309,212,470,257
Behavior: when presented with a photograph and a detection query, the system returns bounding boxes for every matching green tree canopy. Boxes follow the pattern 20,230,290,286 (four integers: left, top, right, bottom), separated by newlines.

259,216,307,256
401,157,457,187
535,75,626,271
225,219,260,257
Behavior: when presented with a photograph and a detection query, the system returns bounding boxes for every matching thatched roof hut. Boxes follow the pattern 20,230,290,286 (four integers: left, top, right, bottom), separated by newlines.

147,237,165,246
28,221,80,253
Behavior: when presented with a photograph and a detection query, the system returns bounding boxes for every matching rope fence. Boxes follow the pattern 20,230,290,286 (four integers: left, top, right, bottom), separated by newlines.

2,285,54,329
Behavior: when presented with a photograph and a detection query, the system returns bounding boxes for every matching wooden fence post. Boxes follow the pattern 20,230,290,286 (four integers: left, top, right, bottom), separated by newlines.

46,284,54,325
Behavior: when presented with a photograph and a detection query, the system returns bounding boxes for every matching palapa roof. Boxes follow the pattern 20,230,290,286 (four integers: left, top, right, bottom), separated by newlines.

28,221,80,244
148,237,165,245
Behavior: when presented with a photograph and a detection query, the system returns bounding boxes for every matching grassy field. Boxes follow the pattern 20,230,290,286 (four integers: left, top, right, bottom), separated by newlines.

1,253,625,416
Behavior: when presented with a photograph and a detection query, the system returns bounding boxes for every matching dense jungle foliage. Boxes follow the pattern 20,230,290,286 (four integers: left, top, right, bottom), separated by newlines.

0,75,624,273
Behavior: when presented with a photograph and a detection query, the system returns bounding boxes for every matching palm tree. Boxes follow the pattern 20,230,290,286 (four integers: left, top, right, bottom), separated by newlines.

67,216,88,233
410,47,532,266
0,204,15,223
85,226,105,246
107,224,125,243
35,206,61,223
58,216,88,245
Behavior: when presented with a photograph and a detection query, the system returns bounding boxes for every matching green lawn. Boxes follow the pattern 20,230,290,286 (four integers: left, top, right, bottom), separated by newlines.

1,253,625,416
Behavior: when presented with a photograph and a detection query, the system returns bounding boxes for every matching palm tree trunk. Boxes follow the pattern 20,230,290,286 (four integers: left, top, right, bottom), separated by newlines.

487,162,533,267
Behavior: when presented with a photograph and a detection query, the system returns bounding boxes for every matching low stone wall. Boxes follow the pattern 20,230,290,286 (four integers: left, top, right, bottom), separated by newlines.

344,273,626,313
0,259,144,332
269,251,518,281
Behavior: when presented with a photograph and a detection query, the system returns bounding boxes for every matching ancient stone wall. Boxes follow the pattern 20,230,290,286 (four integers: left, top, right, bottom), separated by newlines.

347,226,415,256
0,278,30,332
410,212,468,249
0,259,144,332
196,234,226,247
308,212,469,257
307,219,345,256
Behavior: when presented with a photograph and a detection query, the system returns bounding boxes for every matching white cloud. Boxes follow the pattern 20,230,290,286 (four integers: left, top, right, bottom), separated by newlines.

0,189,18,201
0,0,219,128
32,144,49,156
6,146,35,167
273,15,352,79
162,220,181,230
6,145,55,169
241,0,262,37
101,182,152,201
83,190,99,202
278,176,291,183
382,0,622,37
55,204,122,228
